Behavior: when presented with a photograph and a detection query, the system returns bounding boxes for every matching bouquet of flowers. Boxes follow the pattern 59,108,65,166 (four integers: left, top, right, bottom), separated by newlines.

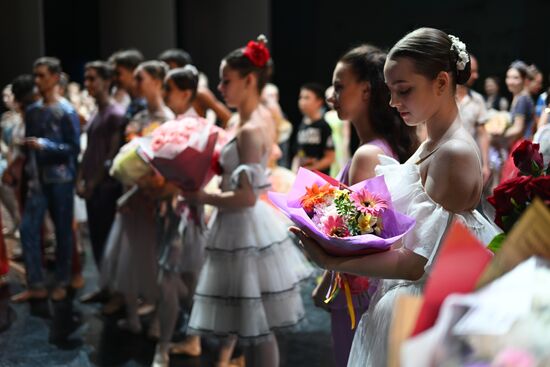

110,138,154,186
487,140,550,251
110,117,165,186
269,168,415,328
111,116,229,190
140,116,230,190
269,167,415,255
402,257,550,367
303,181,386,238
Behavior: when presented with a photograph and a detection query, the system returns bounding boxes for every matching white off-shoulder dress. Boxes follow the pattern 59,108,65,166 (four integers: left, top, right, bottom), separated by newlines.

347,155,501,366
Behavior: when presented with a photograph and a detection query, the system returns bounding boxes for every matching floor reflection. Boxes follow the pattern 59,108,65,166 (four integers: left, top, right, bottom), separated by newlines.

0,242,334,366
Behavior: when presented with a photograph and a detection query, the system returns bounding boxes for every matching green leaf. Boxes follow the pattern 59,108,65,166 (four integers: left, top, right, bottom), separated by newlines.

532,160,542,177
487,233,506,254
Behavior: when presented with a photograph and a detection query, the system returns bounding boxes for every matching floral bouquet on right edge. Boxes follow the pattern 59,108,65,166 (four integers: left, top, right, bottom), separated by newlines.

486,140,550,252
268,168,416,328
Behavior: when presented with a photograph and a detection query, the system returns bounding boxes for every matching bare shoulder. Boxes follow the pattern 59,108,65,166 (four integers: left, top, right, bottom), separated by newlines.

237,123,263,144
437,137,478,163
349,143,386,183
195,88,213,105
426,137,482,212
351,143,385,170
236,123,263,163
354,143,386,161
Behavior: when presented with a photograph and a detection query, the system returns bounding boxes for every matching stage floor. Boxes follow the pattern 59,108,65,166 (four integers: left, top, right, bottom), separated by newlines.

0,226,334,367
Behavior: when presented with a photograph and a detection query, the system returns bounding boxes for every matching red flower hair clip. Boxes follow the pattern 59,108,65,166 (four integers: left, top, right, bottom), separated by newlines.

243,35,270,68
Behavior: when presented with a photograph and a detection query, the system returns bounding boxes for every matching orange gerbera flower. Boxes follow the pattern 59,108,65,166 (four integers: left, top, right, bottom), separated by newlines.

300,183,336,213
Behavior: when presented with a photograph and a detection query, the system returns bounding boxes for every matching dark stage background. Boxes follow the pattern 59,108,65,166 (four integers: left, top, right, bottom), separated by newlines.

2,0,550,126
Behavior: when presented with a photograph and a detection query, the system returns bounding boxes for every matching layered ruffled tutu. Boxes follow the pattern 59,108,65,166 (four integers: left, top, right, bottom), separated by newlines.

188,200,312,344
188,136,313,344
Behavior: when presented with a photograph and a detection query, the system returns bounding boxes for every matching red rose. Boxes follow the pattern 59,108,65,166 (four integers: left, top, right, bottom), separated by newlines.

488,175,532,214
489,175,533,231
512,140,544,176
491,175,532,208
505,176,533,205
527,176,550,201
243,41,270,68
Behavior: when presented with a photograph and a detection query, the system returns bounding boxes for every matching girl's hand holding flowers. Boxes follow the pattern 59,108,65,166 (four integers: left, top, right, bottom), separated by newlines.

290,226,331,269
180,190,209,206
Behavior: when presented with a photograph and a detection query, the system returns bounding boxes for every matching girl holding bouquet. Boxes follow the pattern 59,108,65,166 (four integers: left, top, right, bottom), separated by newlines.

101,61,173,332
149,64,206,366
292,28,500,366
315,44,418,367
180,36,312,367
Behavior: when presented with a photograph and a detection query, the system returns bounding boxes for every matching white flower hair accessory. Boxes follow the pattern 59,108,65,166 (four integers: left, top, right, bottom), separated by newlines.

448,34,470,71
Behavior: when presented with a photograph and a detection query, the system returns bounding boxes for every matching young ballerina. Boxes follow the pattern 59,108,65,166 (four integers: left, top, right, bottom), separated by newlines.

101,61,174,332
313,44,417,367
180,35,312,367
150,64,207,367
292,28,501,366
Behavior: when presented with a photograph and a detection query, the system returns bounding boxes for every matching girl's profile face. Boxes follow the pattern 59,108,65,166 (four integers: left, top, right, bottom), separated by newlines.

218,61,247,108
328,62,368,122
505,68,524,95
164,78,191,114
134,68,161,99
384,57,443,126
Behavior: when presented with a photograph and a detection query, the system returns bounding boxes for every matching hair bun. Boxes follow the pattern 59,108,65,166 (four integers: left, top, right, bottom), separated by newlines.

243,35,271,68
455,62,471,85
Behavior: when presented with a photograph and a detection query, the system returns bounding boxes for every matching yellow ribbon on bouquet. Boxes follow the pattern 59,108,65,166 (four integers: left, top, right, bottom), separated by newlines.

324,272,356,330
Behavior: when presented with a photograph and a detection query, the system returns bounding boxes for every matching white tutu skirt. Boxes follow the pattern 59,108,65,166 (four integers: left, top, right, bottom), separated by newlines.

188,200,313,344
180,211,207,278
99,207,159,302
156,205,207,289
